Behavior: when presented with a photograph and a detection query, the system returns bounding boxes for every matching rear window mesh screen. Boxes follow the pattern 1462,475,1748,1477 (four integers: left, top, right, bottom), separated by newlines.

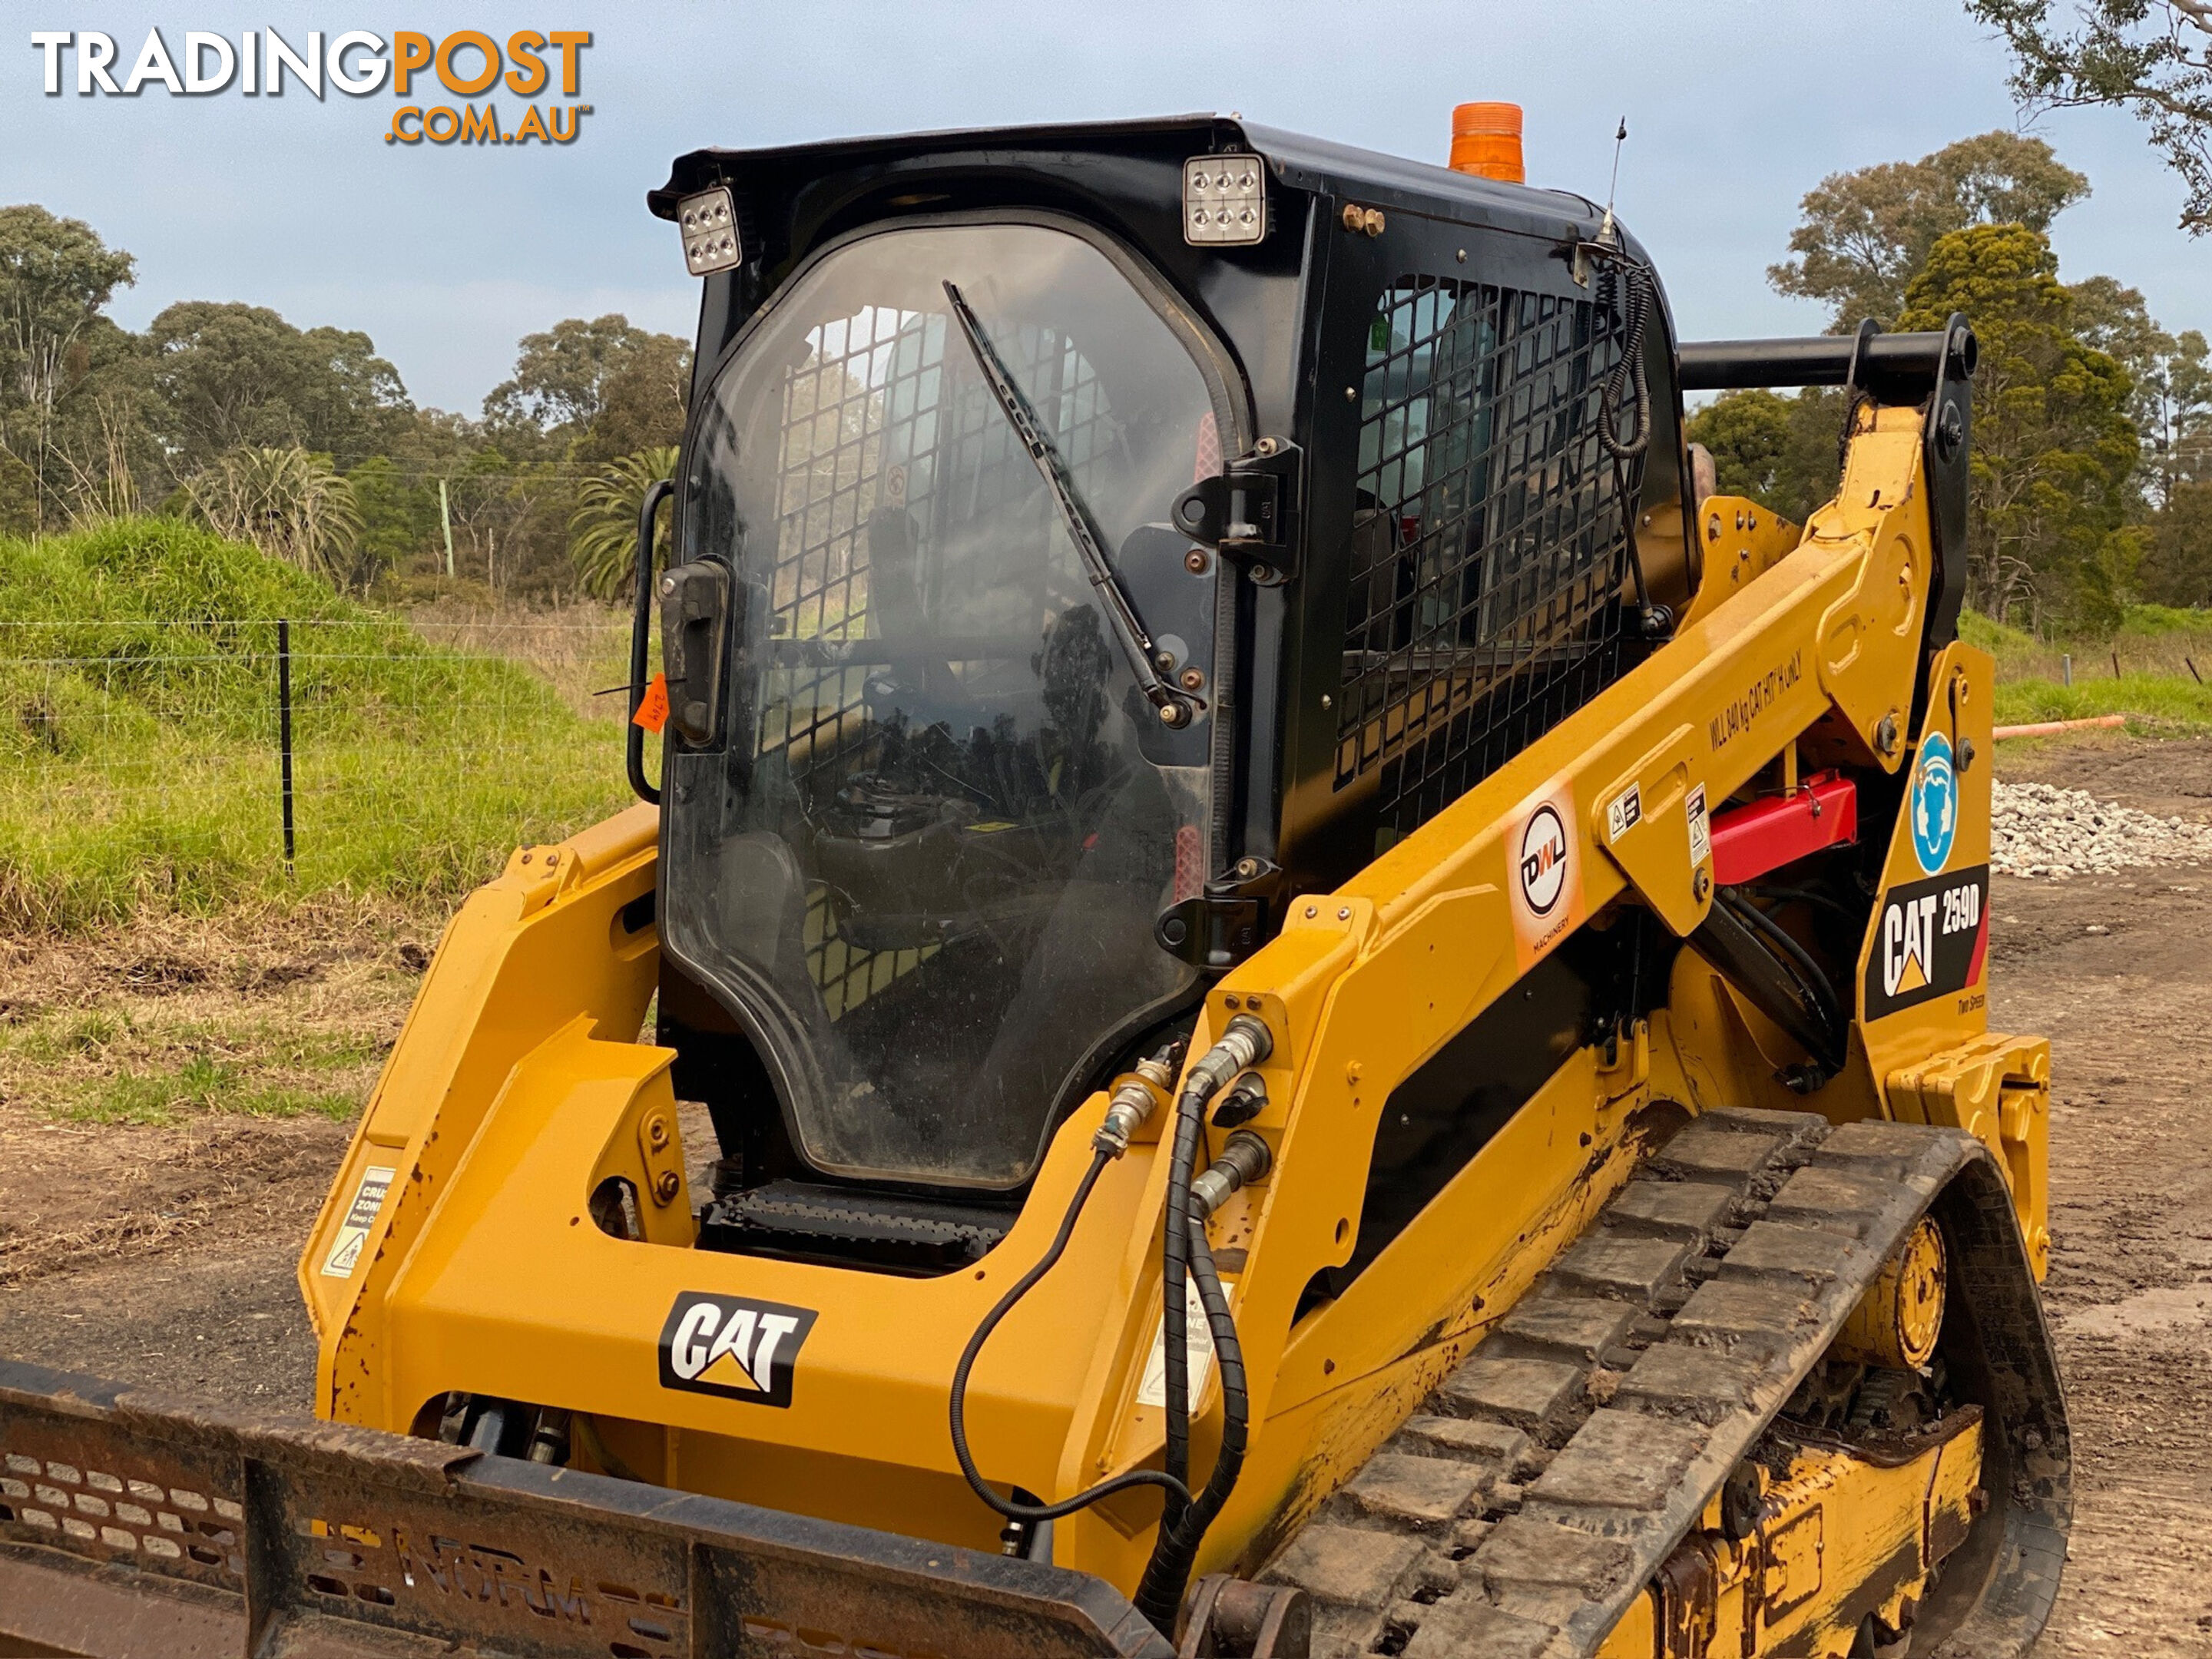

1337,278,1643,835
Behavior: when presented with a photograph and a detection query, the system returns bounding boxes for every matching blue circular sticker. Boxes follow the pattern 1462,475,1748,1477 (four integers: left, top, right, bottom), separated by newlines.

1910,730,1958,874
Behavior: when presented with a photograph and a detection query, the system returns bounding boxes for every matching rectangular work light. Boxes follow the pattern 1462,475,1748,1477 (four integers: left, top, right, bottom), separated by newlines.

678,186,743,276
1184,155,1267,246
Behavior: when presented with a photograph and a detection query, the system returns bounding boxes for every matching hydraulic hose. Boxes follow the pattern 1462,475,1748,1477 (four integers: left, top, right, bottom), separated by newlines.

1744,884,1860,924
1159,1015,1273,1518
1694,892,1846,1078
1134,1212,1251,1630
949,1146,1195,1526
948,1044,1187,1532
1161,1102,1203,1525
947,1018,1267,1614
1723,889,1846,1056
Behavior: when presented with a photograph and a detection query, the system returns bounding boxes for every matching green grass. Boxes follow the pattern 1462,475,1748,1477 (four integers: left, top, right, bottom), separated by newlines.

64,1053,357,1126
1962,604,2212,683
159,1019,386,1071
1991,674,2212,732
1959,604,2212,736
2114,603,2211,637
1957,609,2039,664
6,1008,127,1062
0,1001,390,1127
0,518,642,930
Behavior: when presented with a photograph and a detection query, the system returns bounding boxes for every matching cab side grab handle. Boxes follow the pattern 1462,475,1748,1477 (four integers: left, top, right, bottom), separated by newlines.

628,478,676,806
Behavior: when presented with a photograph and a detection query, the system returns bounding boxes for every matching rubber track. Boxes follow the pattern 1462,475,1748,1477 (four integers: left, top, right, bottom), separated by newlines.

1260,1108,1986,1659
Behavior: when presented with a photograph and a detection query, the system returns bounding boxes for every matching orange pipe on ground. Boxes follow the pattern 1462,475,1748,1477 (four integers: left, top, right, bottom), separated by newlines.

1991,714,2128,739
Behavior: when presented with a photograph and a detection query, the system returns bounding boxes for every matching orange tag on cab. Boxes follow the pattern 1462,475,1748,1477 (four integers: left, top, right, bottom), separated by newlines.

632,673,671,733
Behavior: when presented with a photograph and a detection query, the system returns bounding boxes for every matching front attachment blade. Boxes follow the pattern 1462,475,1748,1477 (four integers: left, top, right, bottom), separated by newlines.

0,1359,1172,1659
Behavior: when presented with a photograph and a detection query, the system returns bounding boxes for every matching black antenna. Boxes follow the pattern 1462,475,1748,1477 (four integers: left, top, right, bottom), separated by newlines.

1601,118,1629,243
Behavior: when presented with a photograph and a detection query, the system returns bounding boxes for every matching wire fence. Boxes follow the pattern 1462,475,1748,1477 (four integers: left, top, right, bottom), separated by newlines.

0,611,648,929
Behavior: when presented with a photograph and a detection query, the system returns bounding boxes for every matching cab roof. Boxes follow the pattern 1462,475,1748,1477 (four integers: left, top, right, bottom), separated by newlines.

648,113,1615,247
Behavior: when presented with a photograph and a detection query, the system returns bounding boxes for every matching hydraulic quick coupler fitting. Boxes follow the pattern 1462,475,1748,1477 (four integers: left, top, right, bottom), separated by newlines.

1191,1130,1273,1220
1094,1055,1175,1159
1185,1014,1273,1100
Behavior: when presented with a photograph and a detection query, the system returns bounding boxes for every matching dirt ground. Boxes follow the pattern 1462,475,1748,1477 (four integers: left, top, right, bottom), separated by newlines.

0,907,424,1403
1961,735,2212,1656
2,739,2209,1653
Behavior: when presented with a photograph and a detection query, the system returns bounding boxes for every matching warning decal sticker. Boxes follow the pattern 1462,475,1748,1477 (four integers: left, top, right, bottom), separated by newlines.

319,1164,396,1280
1605,783,1642,843
1137,1274,1216,1410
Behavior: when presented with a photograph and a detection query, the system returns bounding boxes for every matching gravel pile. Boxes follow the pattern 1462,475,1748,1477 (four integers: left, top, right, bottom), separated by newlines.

1993,780,2212,877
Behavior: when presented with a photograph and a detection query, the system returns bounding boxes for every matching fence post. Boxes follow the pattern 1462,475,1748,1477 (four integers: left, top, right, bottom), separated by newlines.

2061,653,2072,687
278,618,296,876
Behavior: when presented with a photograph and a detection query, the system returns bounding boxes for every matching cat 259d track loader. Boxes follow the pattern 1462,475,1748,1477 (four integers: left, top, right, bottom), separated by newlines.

0,107,2067,1659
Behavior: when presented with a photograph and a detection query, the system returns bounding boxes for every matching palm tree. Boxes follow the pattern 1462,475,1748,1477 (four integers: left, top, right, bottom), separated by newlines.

184,445,363,582
571,446,678,601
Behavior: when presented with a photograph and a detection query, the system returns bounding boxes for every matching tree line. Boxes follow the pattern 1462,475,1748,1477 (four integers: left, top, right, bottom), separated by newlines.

6,116,2208,638
0,202,684,601
1687,129,2212,634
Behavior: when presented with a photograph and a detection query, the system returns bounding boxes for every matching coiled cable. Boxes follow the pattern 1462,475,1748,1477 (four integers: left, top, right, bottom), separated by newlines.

1597,256,1653,462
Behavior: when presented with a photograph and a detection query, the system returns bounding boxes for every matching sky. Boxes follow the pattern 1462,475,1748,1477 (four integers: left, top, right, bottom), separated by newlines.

2,1,2201,416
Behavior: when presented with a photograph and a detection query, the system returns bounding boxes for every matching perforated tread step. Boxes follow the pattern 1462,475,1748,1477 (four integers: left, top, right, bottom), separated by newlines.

1260,1109,1984,1659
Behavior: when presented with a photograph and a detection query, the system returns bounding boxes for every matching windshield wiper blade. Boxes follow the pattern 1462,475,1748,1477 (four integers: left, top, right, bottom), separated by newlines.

940,280,1197,729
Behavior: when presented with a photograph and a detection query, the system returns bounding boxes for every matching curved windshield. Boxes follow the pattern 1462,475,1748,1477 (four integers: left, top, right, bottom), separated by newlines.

667,220,1229,1188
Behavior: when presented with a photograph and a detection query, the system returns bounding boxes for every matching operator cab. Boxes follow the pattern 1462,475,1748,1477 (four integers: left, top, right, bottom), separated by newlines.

639,114,1693,1270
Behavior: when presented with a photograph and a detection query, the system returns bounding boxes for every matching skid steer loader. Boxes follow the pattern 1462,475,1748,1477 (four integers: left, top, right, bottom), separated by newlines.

0,108,2068,1659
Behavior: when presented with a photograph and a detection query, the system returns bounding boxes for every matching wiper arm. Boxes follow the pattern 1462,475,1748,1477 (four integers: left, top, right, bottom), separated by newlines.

941,280,1197,730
